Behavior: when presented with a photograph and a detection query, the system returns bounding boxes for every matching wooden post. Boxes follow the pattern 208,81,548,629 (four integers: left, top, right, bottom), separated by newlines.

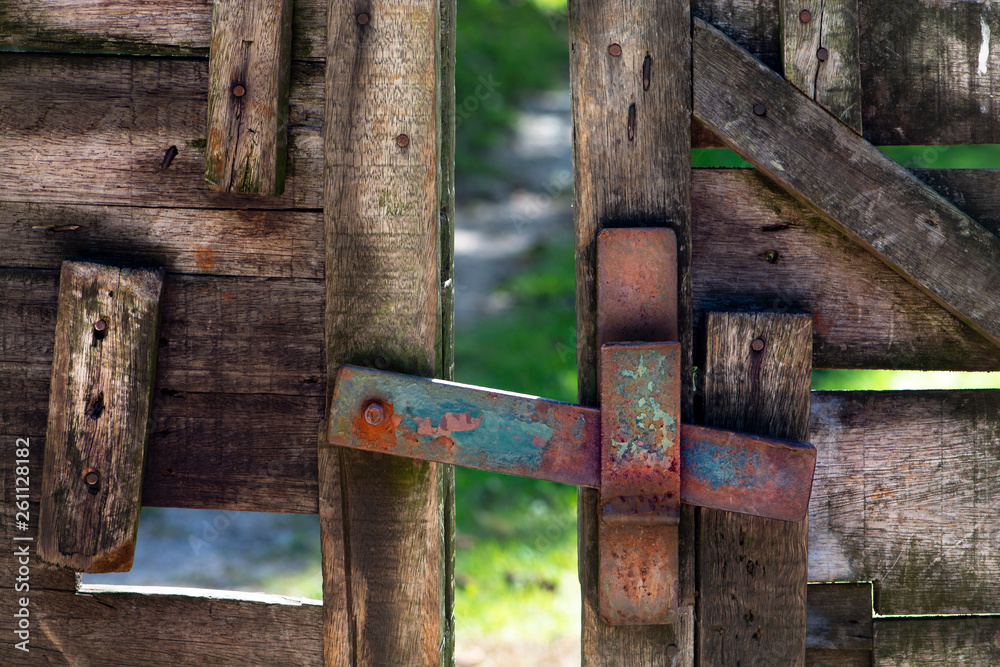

570,0,693,661
780,0,862,132
204,0,293,195
39,261,164,573
319,0,451,661
697,312,812,665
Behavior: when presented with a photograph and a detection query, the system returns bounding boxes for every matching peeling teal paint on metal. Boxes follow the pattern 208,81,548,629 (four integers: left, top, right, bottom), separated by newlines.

685,442,762,490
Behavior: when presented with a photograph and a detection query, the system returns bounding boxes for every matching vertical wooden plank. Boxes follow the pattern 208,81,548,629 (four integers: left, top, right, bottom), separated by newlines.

697,312,812,666
570,0,693,660
780,0,862,131
39,261,164,573
205,0,293,195
320,0,448,662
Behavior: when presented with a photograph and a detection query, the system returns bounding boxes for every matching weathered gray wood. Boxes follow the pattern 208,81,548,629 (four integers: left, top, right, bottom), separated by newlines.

698,312,813,666
569,0,693,659
0,585,323,664
806,583,872,667
205,0,293,195
861,0,1000,145
39,262,163,573
692,169,1000,371
873,616,1000,665
0,0,327,60
320,0,448,662
810,389,1000,616
1,203,323,279
781,0,861,131
0,54,323,210
693,0,781,70
693,17,1000,352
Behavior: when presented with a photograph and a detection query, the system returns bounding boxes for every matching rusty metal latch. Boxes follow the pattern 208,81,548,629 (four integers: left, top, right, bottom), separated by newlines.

327,228,817,626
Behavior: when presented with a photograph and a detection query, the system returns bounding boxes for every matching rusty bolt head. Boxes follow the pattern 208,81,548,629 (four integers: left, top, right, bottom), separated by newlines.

799,9,811,22
751,338,766,352
373,356,388,370
84,470,100,486
396,134,410,148
364,401,385,426
357,12,370,25
232,84,246,98
94,319,107,332
666,645,679,658
753,103,767,117
817,47,829,62
609,43,622,57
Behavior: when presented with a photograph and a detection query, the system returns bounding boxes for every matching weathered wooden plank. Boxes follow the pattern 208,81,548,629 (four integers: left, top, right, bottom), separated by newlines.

320,0,447,662
806,583,872,667
0,54,323,210
570,0,693,658
0,0,327,60
781,0,861,131
1,203,323,279
205,0,293,195
693,17,1000,352
810,389,1000,616
0,585,323,664
873,616,1000,666
39,262,163,573
692,169,1000,371
692,0,781,70
697,312,812,666
861,0,1000,145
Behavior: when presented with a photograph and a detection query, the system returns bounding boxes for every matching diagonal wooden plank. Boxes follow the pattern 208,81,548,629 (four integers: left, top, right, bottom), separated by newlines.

693,17,1000,351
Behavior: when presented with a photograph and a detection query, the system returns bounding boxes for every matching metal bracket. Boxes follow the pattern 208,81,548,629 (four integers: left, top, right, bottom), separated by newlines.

327,228,817,625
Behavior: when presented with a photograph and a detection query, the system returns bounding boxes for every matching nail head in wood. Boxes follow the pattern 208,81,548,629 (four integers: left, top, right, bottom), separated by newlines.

609,43,622,57
751,337,766,352
357,12,370,24
753,103,767,116
396,133,410,147
84,470,100,487
232,84,245,97
799,9,811,23
94,318,107,332
817,47,829,62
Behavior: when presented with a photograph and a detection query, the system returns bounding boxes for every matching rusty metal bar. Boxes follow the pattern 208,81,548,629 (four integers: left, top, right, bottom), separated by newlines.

327,365,815,522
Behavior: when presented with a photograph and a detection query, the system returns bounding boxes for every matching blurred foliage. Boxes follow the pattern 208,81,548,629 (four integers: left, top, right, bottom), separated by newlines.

455,0,569,174
692,145,1000,169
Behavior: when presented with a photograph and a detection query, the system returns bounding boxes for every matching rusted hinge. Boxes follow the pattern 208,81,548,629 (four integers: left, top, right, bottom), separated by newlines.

327,228,816,625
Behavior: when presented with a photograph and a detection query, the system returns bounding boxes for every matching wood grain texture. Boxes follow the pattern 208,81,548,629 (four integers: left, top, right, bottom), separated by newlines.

693,17,1000,352
320,0,447,662
692,169,1000,371
569,0,692,660
697,312,812,667
861,0,1000,145
205,0,293,195
39,262,163,573
0,585,323,664
810,389,1000,616
0,0,327,60
873,616,1000,665
692,0,781,70
806,583,872,667
0,54,323,210
781,0,861,131
1,203,323,279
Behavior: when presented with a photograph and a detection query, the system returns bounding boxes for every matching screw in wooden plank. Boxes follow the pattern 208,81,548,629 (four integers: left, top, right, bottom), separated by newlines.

609,43,622,57
817,47,829,62
751,338,766,352
356,12,370,24
364,401,386,426
753,103,767,116
799,9,811,22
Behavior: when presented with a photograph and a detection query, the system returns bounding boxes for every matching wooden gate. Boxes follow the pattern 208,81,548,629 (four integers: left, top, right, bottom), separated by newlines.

2,0,1000,664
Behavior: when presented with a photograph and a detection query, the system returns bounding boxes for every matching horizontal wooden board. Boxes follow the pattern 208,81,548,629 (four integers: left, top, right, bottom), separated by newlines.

1,203,323,279
810,390,1000,616
0,0,327,60
806,583,873,667
692,169,1000,371
0,585,323,664
0,54,323,210
873,616,1000,665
